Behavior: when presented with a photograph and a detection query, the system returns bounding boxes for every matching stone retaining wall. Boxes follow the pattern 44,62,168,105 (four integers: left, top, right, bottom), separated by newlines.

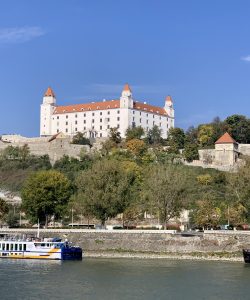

1,229,250,254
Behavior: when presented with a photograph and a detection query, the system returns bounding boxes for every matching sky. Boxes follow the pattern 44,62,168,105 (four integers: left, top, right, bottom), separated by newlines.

1,0,250,137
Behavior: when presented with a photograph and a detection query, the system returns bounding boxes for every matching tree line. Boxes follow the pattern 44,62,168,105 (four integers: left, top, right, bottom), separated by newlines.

0,113,250,229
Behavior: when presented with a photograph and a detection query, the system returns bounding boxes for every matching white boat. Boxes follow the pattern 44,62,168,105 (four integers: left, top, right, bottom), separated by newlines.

0,237,82,260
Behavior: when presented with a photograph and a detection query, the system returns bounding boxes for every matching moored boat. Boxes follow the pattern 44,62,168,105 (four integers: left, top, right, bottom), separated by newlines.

243,249,250,263
0,236,82,260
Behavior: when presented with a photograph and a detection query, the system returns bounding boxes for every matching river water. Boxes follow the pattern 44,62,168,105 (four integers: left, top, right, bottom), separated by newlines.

0,258,249,300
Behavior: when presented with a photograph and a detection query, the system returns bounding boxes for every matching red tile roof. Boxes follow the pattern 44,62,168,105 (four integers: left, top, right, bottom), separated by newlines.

215,132,237,144
53,100,168,116
133,101,167,116
165,95,173,102
53,100,120,114
44,87,55,97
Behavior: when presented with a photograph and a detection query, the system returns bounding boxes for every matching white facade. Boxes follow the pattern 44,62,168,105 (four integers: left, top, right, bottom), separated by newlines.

40,84,175,139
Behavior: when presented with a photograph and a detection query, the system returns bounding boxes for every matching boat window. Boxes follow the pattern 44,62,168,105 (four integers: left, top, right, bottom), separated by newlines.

10,244,13,251
47,243,50,247
6,244,9,251
2,244,5,250
23,244,26,251
19,244,22,251
15,244,18,251
41,243,45,247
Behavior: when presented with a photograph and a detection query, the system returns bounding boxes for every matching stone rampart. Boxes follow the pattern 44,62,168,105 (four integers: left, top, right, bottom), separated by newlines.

1,229,250,254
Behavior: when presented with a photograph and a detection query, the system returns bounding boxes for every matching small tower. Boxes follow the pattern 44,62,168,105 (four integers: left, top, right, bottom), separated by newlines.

164,95,174,118
120,83,133,108
214,132,239,166
40,87,56,136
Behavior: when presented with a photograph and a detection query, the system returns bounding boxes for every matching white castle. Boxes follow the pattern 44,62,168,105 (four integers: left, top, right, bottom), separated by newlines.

40,84,175,139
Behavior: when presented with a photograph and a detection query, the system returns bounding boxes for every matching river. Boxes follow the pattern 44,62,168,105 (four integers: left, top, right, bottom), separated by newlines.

0,258,249,300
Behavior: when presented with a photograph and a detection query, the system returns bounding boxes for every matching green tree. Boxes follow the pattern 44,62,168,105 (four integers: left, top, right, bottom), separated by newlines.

225,114,250,143
21,170,73,226
198,124,214,147
183,143,199,162
146,125,163,145
109,127,122,144
72,132,91,145
0,198,9,220
75,159,136,226
167,127,185,149
143,164,188,229
125,126,144,141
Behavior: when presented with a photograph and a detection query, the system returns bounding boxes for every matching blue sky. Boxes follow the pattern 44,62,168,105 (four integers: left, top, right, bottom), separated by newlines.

1,0,250,136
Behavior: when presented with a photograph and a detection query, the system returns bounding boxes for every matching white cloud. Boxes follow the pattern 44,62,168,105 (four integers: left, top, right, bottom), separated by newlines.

241,55,250,62
0,27,45,44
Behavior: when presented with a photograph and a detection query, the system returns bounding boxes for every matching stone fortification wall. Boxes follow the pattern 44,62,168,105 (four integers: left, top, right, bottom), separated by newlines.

239,144,250,156
0,135,90,163
1,229,250,254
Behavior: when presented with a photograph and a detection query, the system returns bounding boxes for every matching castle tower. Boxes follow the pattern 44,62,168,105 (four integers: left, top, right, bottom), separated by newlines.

40,87,56,136
120,83,133,108
164,95,174,118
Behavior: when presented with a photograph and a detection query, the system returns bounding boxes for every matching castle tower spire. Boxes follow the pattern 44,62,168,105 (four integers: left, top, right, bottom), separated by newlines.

120,83,133,108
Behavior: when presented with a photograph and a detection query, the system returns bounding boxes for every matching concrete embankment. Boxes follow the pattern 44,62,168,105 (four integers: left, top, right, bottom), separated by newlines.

1,229,249,261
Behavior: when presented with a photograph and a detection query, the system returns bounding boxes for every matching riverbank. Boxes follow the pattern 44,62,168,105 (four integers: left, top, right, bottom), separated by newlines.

84,250,243,262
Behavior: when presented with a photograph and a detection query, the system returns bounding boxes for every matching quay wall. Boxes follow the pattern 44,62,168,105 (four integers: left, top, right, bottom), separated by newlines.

1,229,250,254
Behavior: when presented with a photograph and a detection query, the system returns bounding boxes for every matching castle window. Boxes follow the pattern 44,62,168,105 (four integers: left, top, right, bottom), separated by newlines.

107,125,110,129
107,111,110,115
66,115,68,119
140,118,141,123
84,113,86,117
84,120,86,124
92,119,94,123
75,128,77,131
117,110,120,114
57,116,59,119
153,121,155,125
100,118,102,122
100,112,102,115
57,129,59,133
160,116,161,120
100,125,102,130
133,111,135,114
133,117,135,121
66,122,68,125
153,115,155,118
81,108,84,111
117,124,120,128
146,120,148,124
146,114,148,117
75,121,77,125
117,117,120,121
75,114,77,118
84,126,86,130
107,118,110,122
100,133,102,137
107,106,110,109
92,113,95,116
160,122,161,127
140,112,141,116
66,129,68,133
92,126,94,130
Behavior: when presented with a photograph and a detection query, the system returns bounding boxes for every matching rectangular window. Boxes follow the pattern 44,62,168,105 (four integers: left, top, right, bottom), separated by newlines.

10,244,13,251
146,114,148,117
146,120,148,124
84,113,86,117
2,244,5,250
100,126,102,130
117,117,120,121
117,110,120,114
92,112,95,116
75,114,77,118
84,126,86,130
66,115,68,119
140,118,141,123
107,111,110,115
140,112,141,116
92,126,94,130
133,117,135,121
133,111,135,114
100,112,102,115
153,121,155,125
57,116,59,119
153,115,155,118
107,125,110,129
57,129,59,133
75,128,77,131
6,244,9,251
117,124,120,128
107,118,110,122
75,121,77,125
100,133,102,137
66,128,68,133
84,120,86,124
92,119,94,123
160,122,161,127
100,118,102,122
66,121,68,125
